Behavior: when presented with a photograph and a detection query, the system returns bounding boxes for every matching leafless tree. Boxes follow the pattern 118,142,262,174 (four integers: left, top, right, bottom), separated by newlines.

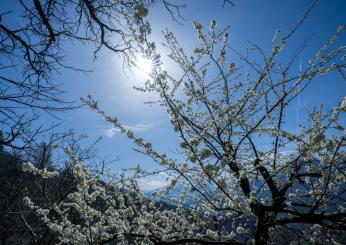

0,0,192,150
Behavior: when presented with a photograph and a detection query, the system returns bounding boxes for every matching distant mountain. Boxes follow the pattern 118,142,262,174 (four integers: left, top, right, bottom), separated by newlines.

145,184,200,206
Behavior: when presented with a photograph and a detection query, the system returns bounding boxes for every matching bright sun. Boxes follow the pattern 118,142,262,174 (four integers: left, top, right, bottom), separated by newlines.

136,56,153,74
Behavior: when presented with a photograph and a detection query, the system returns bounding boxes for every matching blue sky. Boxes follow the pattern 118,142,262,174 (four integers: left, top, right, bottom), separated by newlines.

2,0,345,190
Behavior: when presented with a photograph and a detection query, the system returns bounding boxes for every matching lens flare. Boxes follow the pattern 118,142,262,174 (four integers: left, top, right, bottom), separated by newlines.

136,56,153,74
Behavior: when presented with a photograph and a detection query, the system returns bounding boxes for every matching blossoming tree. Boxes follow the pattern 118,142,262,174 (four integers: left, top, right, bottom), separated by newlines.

23,149,241,244
24,1,346,244
86,6,346,245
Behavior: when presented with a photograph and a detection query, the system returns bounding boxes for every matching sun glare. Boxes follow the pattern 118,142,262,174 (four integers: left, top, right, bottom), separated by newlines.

136,56,153,74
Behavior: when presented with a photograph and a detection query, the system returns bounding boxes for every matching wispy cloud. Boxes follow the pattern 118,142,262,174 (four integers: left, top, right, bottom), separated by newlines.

103,122,154,138
138,172,171,192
